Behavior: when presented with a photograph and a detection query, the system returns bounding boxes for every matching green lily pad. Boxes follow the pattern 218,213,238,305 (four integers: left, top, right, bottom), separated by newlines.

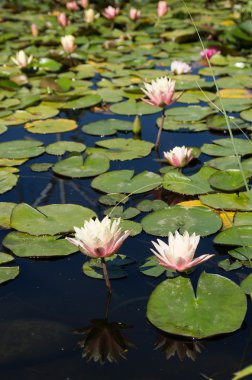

205,156,252,172
240,108,252,122
165,106,215,122
0,171,19,194
208,170,249,192
46,141,86,155
104,206,140,220
52,154,109,178
234,212,252,226
87,138,153,161
99,193,129,206
200,190,252,211
3,232,78,258
0,140,45,159
30,163,53,172
201,138,252,157
158,118,208,132
25,119,77,134
141,206,222,237
10,203,96,236
82,119,132,136
119,219,142,236
83,254,135,279
38,58,62,72
91,170,162,194
0,158,27,167
240,274,252,295
207,115,250,131
137,200,168,212
228,246,252,261
0,252,14,264
163,167,217,195
139,256,177,278
218,259,242,272
214,226,252,246
25,106,59,120
60,94,101,109
0,266,19,285
0,124,7,135
147,272,247,339
0,202,16,228
110,99,161,115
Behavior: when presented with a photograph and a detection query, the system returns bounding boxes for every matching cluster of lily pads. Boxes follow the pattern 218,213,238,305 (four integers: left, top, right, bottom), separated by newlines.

0,0,252,351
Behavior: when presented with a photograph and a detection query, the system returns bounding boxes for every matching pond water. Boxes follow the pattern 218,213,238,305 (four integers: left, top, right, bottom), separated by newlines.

1,1,252,379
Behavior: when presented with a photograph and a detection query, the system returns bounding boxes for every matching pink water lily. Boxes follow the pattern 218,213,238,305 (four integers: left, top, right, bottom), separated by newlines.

129,8,141,21
200,47,220,59
66,216,130,259
58,12,68,28
79,0,89,8
151,231,214,272
66,1,79,11
141,76,176,107
31,23,39,37
170,60,191,75
164,146,194,168
102,6,120,20
157,1,168,17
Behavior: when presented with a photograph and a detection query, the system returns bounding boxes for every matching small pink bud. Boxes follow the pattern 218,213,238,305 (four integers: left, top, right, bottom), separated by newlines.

129,8,141,21
66,1,79,11
200,48,220,59
58,12,68,28
79,0,89,8
157,1,168,17
31,23,39,37
102,6,120,20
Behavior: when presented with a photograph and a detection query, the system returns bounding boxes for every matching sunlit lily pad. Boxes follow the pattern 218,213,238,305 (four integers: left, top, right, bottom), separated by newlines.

141,206,222,237
0,266,19,285
165,106,216,122
208,170,250,192
99,193,129,206
0,171,19,194
3,232,78,258
46,141,86,155
87,138,153,161
158,118,207,132
110,99,161,115
104,206,140,220
241,108,252,122
0,202,16,228
82,119,132,136
0,140,45,159
214,226,252,246
60,94,101,109
207,115,250,131
92,170,162,194
10,203,96,236
25,119,77,134
0,124,7,135
201,138,252,157
0,252,14,264
205,156,252,173
147,272,247,339
30,163,53,172
25,106,59,120
200,191,252,211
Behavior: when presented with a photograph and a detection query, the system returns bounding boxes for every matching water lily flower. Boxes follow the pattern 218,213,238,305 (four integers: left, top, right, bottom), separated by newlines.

151,230,214,272
84,8,98,23
11,50,33,68
170,60,191,75
164,146,194,168
200,47,220,59
141,76,176,108
79,0,89,8
66,216,130,259
157,1,168,17
66,1,79,11
58,12,68,28
129,8,141,21
31,23,39,37
61,35,76,54
102,6,120,20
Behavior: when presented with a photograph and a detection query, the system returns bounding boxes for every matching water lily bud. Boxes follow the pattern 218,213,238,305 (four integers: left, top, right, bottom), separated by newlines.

66,1,79,11
102,6,120,20
84,8,95,23
129,8,141,21
31,23,39,37
61,35,76,54
200,48,220,59
58,12,68,28
79,0,89,8
132,115,142,134
157,1,168,17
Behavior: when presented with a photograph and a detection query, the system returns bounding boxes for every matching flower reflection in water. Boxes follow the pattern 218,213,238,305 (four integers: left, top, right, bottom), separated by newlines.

155,332,204,362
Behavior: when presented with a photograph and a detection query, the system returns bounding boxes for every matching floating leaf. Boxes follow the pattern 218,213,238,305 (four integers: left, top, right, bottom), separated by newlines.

0,140,45,159
141,206,222,237
0,202,16,228
233,365,252,380
10,203,96,236
83,254,134,279
240,108,252,122
0,252,14,264
201,138,252,157
0,266,19,285
214,226,252,246
207,115,249,131
25,106,59,120
147,272,247,339
30,163,53,172
240,274,252,296
92,170,162,194
165,106,215,122
218,259,242,271
110,99,161,115
52,154,109,178
137,200,168,212
60,94,101,109
99,193,129,206
25,119,77,134
139,256,177,278
82,119,132,136
3,232,78,258
208,170,249,192
200,191,252,211
104,206,140,219
46,141,86,156
0,171,19,194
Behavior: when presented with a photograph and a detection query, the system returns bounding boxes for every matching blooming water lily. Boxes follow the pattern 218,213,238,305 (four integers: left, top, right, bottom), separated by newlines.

164,146,194,168
11,50,33,68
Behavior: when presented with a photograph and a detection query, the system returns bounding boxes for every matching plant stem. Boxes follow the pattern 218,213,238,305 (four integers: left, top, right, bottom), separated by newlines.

155,108,165,150
101,258,112,294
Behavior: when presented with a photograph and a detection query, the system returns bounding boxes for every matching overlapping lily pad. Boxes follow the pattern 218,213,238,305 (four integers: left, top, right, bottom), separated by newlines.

200,190,252,211
25,119,77,134
82,119,133,136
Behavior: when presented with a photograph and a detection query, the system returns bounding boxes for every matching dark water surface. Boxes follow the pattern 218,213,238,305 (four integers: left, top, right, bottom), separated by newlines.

0,106,251,380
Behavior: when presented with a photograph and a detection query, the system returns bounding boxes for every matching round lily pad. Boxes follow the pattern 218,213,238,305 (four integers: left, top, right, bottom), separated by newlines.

60,94,101,109
82,119,133,136
25,119,77,134
147,272,247,339
0,140,45,159
141,206,222,237
110,99,161,115
208,170,249,192
165,106,215,122
46,141,86,155
0,202,16,228
0,171,19,194
30,163,53,172
0,266,19,285
214,226,252,246
200,191,252,211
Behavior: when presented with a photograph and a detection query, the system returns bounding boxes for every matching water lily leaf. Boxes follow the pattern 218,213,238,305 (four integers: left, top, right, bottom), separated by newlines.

110,99,161,115
139,256,177,278
141,206,222,237
25,106,59,120
97,88,124,103
30,163,53,172
207,115,249,131
234,212,252,226
158,118,207,132
38,58,62,72
205,156,252,172
0,140,45,159
60,94,101,109
0,252,14,264
82,119,132,136
25,119,77,134
104,206,140,219
0,124,7,135
0,202,16,228
212,98,252,112
87,138,153,161
200,191,252,211
208,170,250,192
163,167,217,195
0,266,19,285
137,200,168,212
0,171,19,194
214,226,252,246
165,106,215,122
147,272,247,339
0,158,27,166
240,274,252,296
52,154,109,178
218,259,242,271
46,141,86,155
83,254,134,279
201,138,252,157
240,108,252,122
92,170,162,194
233,365,252,380
228,247,252,261
119,219,142,236
3,232,78,258
10,203,96,236
99,193,129,206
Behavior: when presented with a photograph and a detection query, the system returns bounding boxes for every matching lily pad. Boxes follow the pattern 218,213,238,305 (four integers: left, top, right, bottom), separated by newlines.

82,119,132,136
200,191,252,211
165,106,215,122
147,272,247,339
52,154,109,178
3,232,78,258
207,115,250,131
0,252,14,264
46,141,86,155
60,94,101,109
139,256,177,278
0,140,45,159
0,266,19,285
25,119,77,134
91,170,162,194
141,206,222,237
0,171,19,194
10,203,96,236
214,226,252,246
208,170,249,192
30,163,53,172
201,138,252,157
0,202,16,228
110,99,161,115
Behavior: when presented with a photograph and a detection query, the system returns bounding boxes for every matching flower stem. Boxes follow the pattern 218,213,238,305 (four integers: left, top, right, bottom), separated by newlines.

101,258,112,294
155,108,165,150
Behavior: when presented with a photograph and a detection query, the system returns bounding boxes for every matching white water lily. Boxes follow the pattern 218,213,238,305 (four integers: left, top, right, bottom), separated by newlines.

151,230,214,272
170,60,191,75
164,146,194,168
61,35,76,54
66,216,131,258
11,50,33,68
141,76,176,107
